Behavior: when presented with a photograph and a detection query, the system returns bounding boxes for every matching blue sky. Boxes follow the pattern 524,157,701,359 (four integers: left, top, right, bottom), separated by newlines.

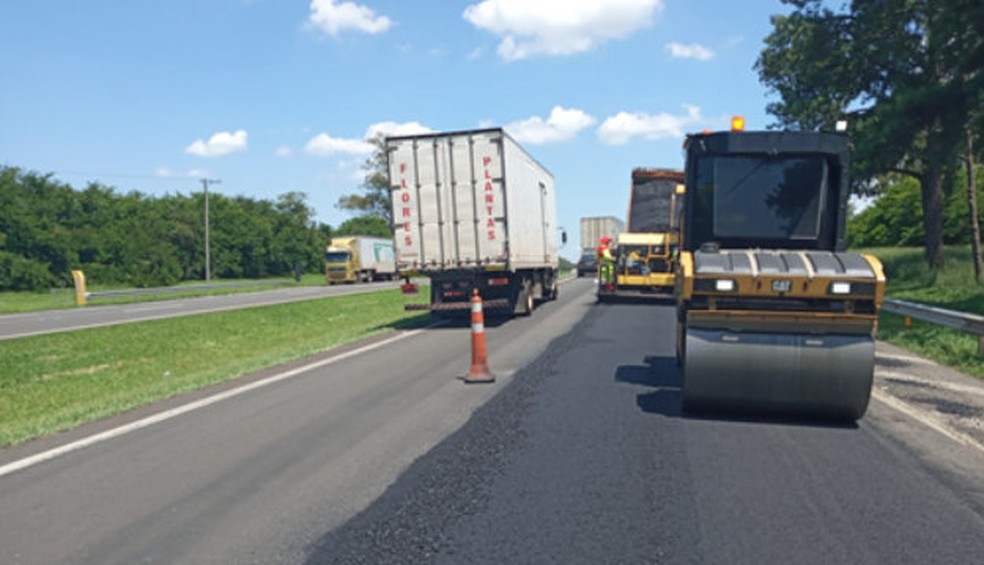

0,0,792,259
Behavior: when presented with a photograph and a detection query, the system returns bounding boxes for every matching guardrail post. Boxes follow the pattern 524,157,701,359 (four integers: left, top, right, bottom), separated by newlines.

71,270,87,307
904,315,912,329
979,336,984,356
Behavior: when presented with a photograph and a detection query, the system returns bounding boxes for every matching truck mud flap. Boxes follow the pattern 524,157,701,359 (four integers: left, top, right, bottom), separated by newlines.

682,329,874,421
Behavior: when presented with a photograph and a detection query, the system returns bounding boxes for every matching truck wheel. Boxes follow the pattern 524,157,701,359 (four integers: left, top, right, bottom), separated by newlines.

518,279,534,316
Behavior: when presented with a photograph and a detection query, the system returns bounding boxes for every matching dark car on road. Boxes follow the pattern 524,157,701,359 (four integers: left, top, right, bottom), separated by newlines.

576,252,598,277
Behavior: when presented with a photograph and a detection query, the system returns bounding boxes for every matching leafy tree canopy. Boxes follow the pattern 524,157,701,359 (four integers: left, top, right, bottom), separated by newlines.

336,135,392,226
334,215,392,238
757,0,984,268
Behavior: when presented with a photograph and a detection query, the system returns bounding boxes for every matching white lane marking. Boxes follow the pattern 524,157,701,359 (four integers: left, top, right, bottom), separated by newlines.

0,327,429,478
872,388,984,455
122,303,187,313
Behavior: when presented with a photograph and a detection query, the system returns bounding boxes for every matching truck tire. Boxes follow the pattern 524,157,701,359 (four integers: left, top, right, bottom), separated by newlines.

516,279,534,316
548,279,559,301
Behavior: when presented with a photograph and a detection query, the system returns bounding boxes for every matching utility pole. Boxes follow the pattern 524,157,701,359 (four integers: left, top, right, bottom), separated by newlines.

200,178,221,281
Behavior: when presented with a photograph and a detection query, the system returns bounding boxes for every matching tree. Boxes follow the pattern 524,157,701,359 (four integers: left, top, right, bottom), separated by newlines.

757,0,983,268
334,215,392,238
336,134,393,226
0,165,330,290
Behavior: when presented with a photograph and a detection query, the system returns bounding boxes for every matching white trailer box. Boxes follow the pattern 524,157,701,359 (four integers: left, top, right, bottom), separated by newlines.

387,128,559,315
580,216,625,252
354,236,396,276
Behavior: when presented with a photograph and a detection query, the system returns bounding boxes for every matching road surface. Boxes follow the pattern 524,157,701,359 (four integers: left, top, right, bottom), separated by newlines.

0,281,402,341
2,279,983,564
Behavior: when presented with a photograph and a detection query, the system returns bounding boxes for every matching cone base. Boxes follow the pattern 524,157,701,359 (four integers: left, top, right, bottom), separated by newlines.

463,370,496,384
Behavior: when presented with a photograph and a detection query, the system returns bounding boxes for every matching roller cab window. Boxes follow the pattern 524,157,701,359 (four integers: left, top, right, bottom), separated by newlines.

691,155,836,250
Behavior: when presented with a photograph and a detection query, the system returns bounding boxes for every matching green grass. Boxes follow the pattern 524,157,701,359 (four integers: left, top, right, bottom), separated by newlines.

0,274,326,314
859,245,984,379
0,287,432,448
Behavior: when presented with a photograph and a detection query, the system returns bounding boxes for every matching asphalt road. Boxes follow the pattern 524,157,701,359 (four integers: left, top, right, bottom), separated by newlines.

0,281,402,340
311,287,984,564
2,279,984,564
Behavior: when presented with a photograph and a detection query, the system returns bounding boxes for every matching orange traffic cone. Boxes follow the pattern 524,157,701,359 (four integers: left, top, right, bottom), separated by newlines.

464,288,495,384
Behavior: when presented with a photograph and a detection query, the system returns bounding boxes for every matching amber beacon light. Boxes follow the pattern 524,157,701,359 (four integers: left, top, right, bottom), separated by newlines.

730,115,746,131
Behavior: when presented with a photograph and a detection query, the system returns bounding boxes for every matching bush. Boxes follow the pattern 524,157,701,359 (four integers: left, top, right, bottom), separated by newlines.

0,252,55,291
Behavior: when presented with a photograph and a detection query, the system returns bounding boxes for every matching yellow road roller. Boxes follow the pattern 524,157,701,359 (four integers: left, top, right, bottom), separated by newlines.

675,120,885,420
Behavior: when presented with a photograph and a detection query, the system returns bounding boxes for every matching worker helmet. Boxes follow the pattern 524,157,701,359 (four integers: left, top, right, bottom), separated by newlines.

600,236,611,244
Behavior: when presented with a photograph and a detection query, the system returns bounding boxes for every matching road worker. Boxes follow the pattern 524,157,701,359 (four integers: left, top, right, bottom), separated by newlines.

596,237,615,286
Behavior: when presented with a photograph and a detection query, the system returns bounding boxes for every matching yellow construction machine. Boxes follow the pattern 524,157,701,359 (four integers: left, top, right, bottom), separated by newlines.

675,119,885,420
598,168,684,301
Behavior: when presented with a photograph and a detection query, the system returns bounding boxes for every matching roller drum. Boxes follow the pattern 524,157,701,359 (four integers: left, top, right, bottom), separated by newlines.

682,329,873,420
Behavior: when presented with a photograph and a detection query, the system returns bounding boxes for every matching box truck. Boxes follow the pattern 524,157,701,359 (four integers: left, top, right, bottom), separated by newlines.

579,216,624,254
324,236,396,284
386,128,560,315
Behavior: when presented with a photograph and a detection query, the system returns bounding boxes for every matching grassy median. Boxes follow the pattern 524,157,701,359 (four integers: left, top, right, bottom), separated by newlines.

0,287,431,448
0,275,329,315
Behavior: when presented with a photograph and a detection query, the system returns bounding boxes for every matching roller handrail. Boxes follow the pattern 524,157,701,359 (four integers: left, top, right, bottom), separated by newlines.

882,298,984,336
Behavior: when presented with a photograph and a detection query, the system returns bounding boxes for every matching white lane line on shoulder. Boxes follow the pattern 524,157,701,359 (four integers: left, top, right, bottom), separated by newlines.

0,327,431,478
872,388,984,455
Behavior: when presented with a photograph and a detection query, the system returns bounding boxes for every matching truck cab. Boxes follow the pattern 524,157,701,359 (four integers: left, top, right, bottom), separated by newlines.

324,238,360,284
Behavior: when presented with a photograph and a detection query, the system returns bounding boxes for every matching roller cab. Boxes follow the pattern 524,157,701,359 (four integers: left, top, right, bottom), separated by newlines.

677,127,885,420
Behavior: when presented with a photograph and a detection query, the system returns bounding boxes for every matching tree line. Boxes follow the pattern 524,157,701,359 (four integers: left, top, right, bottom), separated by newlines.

758,0,984,272
847,166,983,248
0,166,389,292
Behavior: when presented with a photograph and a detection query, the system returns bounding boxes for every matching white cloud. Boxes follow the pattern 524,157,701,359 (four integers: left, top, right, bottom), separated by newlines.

503,106,595,144
598,104,703,145
364,120,433,139
463,0,663,60
665,41,714,61
307,0,392,37
304,133,374,156
156,167,210,178
304,121,433,157
184,129,248,157
275,146,293,157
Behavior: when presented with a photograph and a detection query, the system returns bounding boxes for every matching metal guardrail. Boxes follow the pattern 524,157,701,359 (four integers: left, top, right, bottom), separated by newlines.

882,298,984,335
882,297,984,353
87,280,293,299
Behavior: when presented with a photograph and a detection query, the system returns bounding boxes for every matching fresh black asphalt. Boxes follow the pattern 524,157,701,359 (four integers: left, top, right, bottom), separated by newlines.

306,301,984,564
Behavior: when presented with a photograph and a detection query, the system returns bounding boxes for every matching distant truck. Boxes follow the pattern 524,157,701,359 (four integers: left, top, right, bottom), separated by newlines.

324,236,396,284
386,128,560,316
579,216,624,253
598,168,684,301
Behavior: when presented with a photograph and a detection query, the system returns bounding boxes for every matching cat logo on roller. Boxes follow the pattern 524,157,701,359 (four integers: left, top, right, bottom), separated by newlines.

674,117,885,421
